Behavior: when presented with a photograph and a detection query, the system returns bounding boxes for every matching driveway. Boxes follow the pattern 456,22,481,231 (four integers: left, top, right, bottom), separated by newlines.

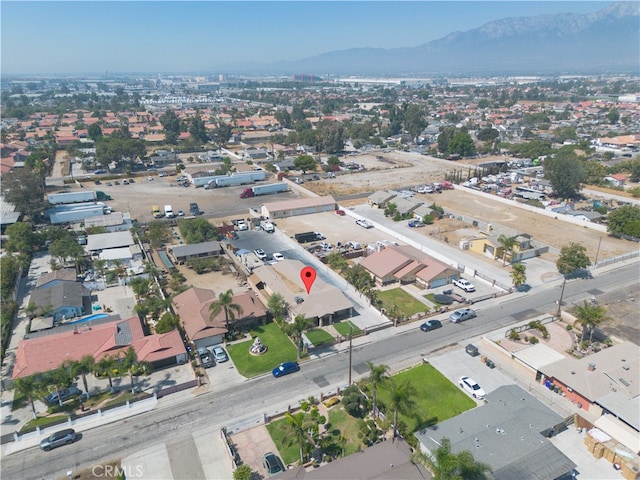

229,425,280,479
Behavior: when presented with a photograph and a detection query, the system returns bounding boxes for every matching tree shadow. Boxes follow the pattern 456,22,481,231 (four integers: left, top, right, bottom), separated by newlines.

566,269,592,280
516,284,531,292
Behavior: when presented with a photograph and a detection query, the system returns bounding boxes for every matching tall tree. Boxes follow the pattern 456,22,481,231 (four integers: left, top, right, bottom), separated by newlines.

510,263,527,290
412,437,492,480
284,315,313,360
280,411,314,464
555,242,591,317
386,379,417,438
404,104,427,143
607,205,640,238
65,355,96,398
544,151,586,199
160,109,180,144
11,374,47,419
209,289,243,333
189,112,209,143
267,293,287,322
293,154,317,174
96,354,118,391
1,169,47,220
573,301,609,343
497,234,517,266
366,362,389,419
45,366,74,407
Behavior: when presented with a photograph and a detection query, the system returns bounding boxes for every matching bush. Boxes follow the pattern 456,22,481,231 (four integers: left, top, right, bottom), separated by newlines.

529,336,539,344
323,397,340,408
508,329,520,341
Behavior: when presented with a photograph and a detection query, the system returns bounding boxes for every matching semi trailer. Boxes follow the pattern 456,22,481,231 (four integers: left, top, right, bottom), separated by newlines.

240,182,288,198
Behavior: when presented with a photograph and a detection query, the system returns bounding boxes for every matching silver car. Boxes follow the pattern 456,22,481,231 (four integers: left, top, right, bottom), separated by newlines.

40,428,78,451
449,308,477,323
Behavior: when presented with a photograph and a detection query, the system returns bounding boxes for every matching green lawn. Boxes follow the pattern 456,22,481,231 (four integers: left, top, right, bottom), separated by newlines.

226,322,297,378
326,406,365,456
306,328,334,347
265,417,301,466
375,363,475,433
378,288,428,316
333,321,362,337
20,415,68,433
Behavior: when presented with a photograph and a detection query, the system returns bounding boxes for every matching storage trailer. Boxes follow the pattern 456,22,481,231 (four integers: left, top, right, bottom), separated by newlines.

240,182,288,198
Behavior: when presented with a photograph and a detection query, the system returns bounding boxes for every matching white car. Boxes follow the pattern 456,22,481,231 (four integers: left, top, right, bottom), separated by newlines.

356,219,374,229
236,221,249,231
453,278,476,292
459,376,486,400
254,249,267,260
272,252,285,262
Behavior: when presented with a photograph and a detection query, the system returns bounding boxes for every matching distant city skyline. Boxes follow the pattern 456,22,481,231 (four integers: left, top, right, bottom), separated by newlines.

1,1,615,75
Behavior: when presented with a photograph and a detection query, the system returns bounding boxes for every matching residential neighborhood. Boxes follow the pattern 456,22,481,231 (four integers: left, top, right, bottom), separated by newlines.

1,10,640,479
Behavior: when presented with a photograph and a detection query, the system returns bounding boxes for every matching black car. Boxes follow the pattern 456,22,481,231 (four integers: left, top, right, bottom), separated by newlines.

263,452,285,477
190,202,201,215
420,320,443,332
40,428,79,451
45,386,83,405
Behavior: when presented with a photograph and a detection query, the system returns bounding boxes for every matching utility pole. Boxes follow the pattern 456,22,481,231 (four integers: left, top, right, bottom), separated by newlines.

556,276,567,318
348,323,353,385
594,237,603,266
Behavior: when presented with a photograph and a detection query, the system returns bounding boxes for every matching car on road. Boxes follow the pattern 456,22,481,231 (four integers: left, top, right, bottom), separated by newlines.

94,169,106,174
263,452,285,477
272,361,299,378
453,278,476,292
45,386,83,405
336,209,346,216
177,210,185,216
459,376,486,399
272,252,285,262
40,428,79,451
212,346,228,363
420,320,442,332
449,308,477,323
254,249,267,260
356,219,374,229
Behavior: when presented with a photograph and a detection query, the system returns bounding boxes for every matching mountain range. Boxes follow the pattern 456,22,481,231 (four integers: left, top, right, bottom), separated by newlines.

220,2,639,76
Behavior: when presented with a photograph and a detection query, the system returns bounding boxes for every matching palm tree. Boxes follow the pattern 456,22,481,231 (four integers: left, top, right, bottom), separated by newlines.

96,354,118,391
573,300,609,343
281,411,314,464
284,315,313,360
267,293,287,323
366,362,389,418
45,366,74,407
209,289,243,333
412,437,492,480
121,347,139,393
386,379,417,438
11,374,47,419
510,263,527,290
497,234,517,266
65,355,95,398
24,301,39,320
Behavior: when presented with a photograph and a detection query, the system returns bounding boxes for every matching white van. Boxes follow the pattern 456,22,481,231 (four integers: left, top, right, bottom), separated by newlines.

164,205,175,218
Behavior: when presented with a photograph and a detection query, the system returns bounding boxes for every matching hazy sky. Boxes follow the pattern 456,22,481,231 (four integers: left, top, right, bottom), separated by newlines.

1,1,614,75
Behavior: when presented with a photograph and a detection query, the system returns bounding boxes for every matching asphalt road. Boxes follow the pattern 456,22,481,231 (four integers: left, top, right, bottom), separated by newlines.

4,263,637,480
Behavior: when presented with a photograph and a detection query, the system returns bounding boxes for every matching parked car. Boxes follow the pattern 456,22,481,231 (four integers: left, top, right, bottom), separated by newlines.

114,180,120,185
356,219,374,229
459,376,486,399
177,210,185,216
40,428,79,451
199,350,214,368
212,346,228,363
122,179,129,185
453,278,476,292
94,169,106,175
449,308,477,323
236,220,249,231
190,202,201,215
272,252,285,262
336,209,346,216
147,176,154,181
177,175,187,182
263,452,285,477
254,249,267,260
158,172,167,177
272,361,299,378
45,386,83,405
420,320,442,332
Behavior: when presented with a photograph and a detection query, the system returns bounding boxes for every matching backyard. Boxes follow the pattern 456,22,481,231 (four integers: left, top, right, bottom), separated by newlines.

226,322,297,377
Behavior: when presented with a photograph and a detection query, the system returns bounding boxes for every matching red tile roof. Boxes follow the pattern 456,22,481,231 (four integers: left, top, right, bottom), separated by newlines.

12,317,185,378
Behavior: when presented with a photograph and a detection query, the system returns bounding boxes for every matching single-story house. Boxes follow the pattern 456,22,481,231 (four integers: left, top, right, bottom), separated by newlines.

415,385,576,480
12,316,187,379
261,196,336,220
278,438,429,479
468,233,537,264
169,241,223,264
84,211,134,232
413,204,437,221
392,197,423,216
603,174,626,187
566,210,603,223
29,281,90,322
359,244,459,288
172,288,268,349
368,190,397,208
35,268,77,289
249,259,353,326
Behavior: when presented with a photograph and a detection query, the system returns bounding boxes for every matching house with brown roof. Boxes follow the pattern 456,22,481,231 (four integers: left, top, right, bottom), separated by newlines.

248,259,353,326
29,281,90,322
172,288,267,349
12,316,187,379
360,245,460,288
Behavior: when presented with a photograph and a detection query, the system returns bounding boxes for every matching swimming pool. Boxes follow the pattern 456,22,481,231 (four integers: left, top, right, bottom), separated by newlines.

67,313,109,324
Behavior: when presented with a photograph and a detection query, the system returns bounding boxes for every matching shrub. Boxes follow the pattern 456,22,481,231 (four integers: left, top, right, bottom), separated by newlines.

508,329,520,341
529,336,539,344
323,397,340,408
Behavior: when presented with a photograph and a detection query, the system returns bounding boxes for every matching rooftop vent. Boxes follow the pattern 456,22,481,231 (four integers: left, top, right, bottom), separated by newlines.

588,363,596,371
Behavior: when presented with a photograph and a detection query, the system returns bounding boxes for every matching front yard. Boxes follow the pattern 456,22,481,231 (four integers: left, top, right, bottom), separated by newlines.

378,288,429,317
226,322,297,377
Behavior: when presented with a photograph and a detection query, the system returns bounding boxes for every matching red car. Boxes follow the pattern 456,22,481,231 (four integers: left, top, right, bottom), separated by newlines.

336,209,346,216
